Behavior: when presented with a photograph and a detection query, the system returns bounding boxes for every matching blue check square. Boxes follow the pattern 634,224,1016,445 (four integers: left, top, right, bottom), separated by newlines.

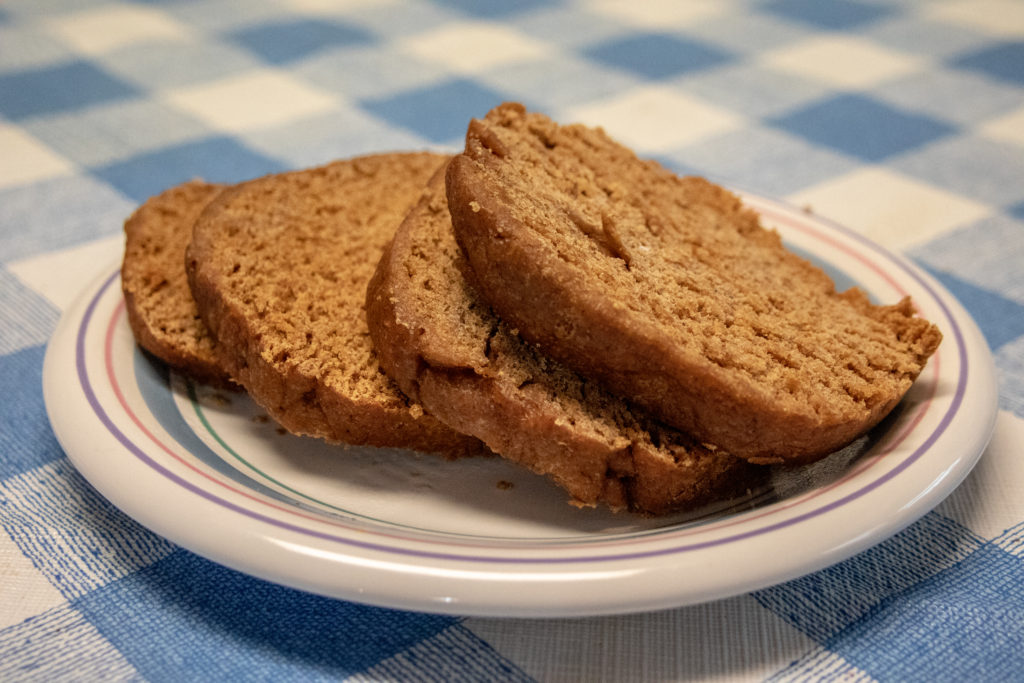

0,61,139,120
769,94,956,162
584,32,733,80
827,543,1024,681
229,18,372,65
922,266,1024,352
73,550,459,680
764,0,895,30
952,41,1024,87
94,138,286,203
361,78,505,144
433,0,550,19
0,345,64,479
1010,201,1024,221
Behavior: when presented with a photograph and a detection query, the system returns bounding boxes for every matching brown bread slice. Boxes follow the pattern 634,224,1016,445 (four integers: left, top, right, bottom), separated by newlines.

121,180,232,387
186,153,481,457
446,103,942,464
366,166,763,514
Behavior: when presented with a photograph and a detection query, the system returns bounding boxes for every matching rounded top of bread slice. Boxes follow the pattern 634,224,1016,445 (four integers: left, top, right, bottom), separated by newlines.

186,152,481,456
367,166,762,514
446,103,942,463
121,179,231,387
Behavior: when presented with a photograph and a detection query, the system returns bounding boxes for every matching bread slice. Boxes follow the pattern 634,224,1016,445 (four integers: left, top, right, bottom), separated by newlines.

367,165,763,514
186,153,482,457
121,180,232,387
446,103,942,464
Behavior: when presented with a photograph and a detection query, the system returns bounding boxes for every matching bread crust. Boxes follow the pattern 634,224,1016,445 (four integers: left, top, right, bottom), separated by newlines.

186,153,482,457
447,104,942,464
366,166,763,514
121,179,233,387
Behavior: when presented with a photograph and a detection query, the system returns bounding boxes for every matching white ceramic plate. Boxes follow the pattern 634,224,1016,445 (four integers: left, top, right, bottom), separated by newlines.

43,193,997,617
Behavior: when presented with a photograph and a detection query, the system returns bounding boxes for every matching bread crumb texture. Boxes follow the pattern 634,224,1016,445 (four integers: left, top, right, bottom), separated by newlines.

367,167,763,514
447,103,942,463
121,179,232,387
187,153,481,456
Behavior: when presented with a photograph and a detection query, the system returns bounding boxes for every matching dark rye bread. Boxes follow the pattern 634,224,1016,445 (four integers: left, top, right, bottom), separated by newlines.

366,166,762,514
446,103,943,464
186,153,481,457
121,180,232,387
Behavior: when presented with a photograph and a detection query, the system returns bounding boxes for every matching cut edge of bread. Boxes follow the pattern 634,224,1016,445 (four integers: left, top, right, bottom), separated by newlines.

186,153,484,458
121,179,234,388
366,166,764,514
445,103,942,464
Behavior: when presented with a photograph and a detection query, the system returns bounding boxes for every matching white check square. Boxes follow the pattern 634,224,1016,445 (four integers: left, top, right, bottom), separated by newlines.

401,22,550,74
0,526,68,630
164,71,339,132
763,36,926,89
939,411,1024,543
0,125,74,190
8,236,122,312
788,167,990,250
926,0,1024,38
464,593,815,681
589,0,734,29
45,5,190,55
563,86,745,152
980,105,1024,147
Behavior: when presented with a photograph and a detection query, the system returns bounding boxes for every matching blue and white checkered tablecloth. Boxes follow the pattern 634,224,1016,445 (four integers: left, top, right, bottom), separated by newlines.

2,0,1023,680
